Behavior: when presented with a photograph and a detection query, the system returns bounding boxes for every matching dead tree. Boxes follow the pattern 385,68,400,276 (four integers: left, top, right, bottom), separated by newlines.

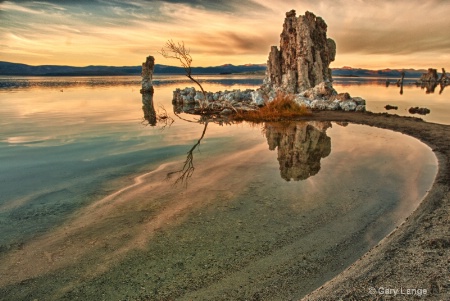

160,40,208,110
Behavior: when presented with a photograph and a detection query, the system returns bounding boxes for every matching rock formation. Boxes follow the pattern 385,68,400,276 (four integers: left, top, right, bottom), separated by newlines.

171,10,366,114
172,87,259,114
259,10,365,112
141,56,155,93
420,68,438,82
265,121,331,181
141,56,156,125
263,10,336,93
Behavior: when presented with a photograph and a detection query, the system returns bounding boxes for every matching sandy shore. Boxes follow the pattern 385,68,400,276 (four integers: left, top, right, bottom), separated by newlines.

300,111,449,300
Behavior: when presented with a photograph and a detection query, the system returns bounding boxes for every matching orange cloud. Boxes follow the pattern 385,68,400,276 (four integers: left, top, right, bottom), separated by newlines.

1,0,449,69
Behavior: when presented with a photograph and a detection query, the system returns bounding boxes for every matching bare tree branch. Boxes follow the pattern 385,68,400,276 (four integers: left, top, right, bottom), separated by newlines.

160,40,208,110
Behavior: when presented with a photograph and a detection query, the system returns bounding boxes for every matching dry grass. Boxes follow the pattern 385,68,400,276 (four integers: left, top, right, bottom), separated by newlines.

234,92,311,122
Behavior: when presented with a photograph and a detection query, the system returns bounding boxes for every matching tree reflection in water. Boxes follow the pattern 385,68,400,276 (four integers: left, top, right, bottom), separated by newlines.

166,121,208,186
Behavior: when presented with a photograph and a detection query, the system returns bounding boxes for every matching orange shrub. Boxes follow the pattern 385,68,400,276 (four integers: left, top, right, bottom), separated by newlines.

235,92,311,122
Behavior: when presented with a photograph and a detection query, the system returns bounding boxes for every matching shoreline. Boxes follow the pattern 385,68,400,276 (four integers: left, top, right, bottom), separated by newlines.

299,111,449,300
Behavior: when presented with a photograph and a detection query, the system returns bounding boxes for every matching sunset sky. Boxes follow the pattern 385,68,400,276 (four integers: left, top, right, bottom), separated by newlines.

1,0,449,69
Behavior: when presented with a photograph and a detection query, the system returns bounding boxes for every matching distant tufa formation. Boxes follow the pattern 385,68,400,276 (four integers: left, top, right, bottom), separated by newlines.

419,68,448,84
141,56,157,126
263,10,336,93
141,56,155,93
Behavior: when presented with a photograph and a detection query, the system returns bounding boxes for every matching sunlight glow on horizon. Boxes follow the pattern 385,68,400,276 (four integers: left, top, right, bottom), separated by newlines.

1,0,449,69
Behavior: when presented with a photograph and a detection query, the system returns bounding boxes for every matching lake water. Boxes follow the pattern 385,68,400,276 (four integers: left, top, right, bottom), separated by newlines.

0,75,441,300
333,76,450,124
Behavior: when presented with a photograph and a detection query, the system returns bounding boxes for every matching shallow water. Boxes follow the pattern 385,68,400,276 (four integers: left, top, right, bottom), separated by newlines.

0,75,439,300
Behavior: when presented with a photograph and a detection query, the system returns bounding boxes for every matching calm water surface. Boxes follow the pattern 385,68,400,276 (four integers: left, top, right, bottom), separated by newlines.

333,76,450,124
0,75,439,300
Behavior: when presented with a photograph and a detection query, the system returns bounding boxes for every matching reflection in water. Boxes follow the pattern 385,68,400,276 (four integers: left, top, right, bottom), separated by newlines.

142,90,156,126
265,121,332,181
141,87,174,128
167,121,208,186
167,119,334,184
334,77,447,95
417,81,448,95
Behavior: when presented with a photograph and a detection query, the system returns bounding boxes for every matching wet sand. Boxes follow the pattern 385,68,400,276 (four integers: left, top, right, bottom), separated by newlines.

301,111,449,300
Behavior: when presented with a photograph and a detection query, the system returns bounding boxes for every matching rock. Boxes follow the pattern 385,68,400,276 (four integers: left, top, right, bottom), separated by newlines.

327,101,341,111
329,92,351,101
355,105,366,112
194,92,204,102
263,10,336,93
339,100,357,111
310,99,329,110
303,81,337,100
293,95,311,107
251,89,265,106
141,56,155,93
385,104,398,110
352,97,366,106
420,68,438,82
409,107,430,115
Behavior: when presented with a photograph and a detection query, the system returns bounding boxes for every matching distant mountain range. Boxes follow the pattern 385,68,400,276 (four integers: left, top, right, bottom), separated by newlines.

0,61,429,78
0,61,266,76
331,66,428,78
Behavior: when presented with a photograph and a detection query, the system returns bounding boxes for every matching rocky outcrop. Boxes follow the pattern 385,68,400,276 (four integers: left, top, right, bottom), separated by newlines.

172,87,259,114
171,10,366,114
257,10,364,112
141,56,155,93
265,121,331,181
420,68,438,83
141,56,156,125
263,10,336,93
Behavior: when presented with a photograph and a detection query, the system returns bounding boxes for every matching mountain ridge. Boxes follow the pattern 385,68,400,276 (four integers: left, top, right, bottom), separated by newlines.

0,61,431,78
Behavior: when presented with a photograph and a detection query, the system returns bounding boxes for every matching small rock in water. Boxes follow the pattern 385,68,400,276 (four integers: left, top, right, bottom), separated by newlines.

409,107,430,115
385,104,398,110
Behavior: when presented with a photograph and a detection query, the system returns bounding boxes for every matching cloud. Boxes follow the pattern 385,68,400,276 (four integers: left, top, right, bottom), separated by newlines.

188,31,274,56
1,0,450,68
147,0,269,13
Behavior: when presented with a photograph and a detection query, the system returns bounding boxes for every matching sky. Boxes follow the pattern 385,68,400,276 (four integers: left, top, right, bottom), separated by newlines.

1,0,449,69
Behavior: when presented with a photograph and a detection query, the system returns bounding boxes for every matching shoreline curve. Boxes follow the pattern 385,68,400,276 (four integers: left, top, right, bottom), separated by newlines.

298,111,449,300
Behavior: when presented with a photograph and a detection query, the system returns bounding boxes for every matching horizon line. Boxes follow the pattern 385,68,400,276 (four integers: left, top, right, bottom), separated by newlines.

1,61,439,71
